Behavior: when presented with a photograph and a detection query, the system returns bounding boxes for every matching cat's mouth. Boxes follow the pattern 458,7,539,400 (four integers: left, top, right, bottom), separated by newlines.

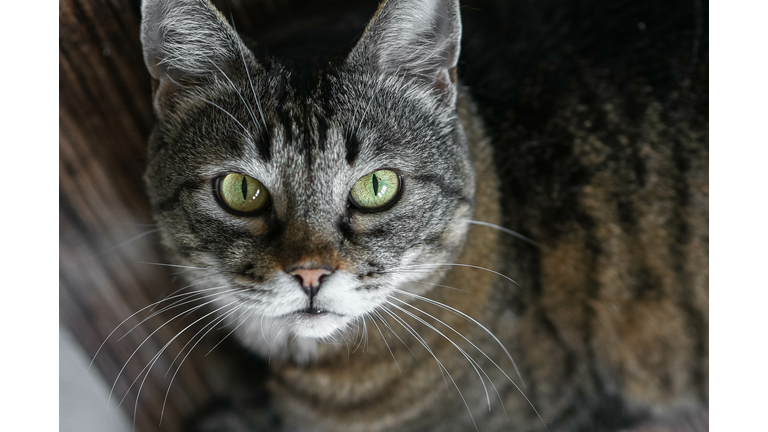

286,307,343,319
286,307,351,339
298,307,327,316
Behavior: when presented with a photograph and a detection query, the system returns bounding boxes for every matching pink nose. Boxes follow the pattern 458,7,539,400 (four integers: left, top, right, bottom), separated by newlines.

290,268,332,296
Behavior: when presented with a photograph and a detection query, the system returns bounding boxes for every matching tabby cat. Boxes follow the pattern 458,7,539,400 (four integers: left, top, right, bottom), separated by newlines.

139,0,708,430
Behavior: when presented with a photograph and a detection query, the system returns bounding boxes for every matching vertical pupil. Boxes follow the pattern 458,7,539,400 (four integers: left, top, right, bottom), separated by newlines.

241,176,248,200
372,174,379,196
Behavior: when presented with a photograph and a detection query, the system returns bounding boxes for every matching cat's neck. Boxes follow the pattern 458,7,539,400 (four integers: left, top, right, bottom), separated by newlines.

267,89,505,427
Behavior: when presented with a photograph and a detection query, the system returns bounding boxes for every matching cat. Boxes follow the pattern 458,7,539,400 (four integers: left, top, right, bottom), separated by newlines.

139,0,708,431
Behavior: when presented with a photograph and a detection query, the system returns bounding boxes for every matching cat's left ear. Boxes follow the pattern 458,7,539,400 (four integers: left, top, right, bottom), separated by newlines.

349,0,462,106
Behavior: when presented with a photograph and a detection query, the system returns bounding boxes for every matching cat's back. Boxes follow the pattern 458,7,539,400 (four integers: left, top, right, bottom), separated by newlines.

460,0,708,429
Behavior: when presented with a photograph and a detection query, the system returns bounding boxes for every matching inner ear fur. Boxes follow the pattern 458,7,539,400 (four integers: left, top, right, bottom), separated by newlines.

140,0,252,112
348,0,463,106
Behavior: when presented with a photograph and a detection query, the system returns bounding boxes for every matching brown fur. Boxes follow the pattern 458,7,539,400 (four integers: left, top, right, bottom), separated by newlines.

264,66,709,430
267,91,505,432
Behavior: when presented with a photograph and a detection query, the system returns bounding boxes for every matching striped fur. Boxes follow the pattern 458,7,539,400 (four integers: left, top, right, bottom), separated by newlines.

140,0,708,431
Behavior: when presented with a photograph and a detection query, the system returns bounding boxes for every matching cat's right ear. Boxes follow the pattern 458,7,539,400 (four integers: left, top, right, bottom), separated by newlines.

348,0,462,107
140,0,250,114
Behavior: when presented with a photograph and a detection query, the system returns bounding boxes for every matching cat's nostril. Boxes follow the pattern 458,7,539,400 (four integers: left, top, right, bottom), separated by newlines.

289,268,332,296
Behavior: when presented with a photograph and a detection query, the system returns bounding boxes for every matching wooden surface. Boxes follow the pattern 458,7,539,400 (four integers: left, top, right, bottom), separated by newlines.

60,1,213,430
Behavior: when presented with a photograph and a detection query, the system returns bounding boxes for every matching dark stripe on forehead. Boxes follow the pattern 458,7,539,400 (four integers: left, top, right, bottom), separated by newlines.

278,110,293,143
345,130,361,165
298,108,316,166
304,144,314,167
316,115,328,153
254,132,271,161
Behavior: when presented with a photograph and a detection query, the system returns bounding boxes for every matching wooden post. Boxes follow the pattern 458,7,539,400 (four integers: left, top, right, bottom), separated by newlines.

61,1,221,430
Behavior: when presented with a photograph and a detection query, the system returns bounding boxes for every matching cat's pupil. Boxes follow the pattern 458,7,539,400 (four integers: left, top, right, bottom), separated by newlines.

372,174,379,196
241,176,248,200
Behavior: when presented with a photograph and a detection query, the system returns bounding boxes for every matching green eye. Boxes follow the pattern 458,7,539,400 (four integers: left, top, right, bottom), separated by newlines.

349,169,401,210
218,173,270,214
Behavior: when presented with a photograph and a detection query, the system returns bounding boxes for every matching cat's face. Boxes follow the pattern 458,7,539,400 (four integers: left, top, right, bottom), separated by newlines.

142,0,470,342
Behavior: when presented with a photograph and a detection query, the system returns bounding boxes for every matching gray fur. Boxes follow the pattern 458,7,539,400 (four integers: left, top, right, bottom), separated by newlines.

142,0,473,361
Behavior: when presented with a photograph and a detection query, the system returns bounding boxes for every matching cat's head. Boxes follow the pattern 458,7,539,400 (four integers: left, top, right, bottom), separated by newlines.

140,0,474,343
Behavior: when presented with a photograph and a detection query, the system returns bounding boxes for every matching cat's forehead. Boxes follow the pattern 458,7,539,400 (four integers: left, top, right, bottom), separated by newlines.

210,108,408,192
198,69,422,173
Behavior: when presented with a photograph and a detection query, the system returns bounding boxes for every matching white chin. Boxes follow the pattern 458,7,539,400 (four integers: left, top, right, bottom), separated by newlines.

289,313,351,339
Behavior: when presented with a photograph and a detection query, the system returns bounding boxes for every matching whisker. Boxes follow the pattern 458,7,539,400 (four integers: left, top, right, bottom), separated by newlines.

94,228,161,258
410,280,474,294
116,287,236,342
353,316,367,354
164,304,241,377
464,219,539,247
364,314,370,352
202,55,261,137
196,96,253,139
259,314,269,346
355,66,403,140
228,10,269,137
371,314,400,371
148,276,220,313
388,297,508,417
238,309,262,341
138,262,207,270
160,305,244,424
393,288,524,386
268,327,285,364
115,299,239,421
355,76,381,137
88,283,224,370
146,283,230,317
380,307,448,387
380,306,477,431
386,300,492,411
391,293,548,430
345,334,351,362
395,263,519,287
109,223,158,228
348,75,378,141
373,310,417,360
130,303,240,426
107,294,240,408
206,308,255,356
